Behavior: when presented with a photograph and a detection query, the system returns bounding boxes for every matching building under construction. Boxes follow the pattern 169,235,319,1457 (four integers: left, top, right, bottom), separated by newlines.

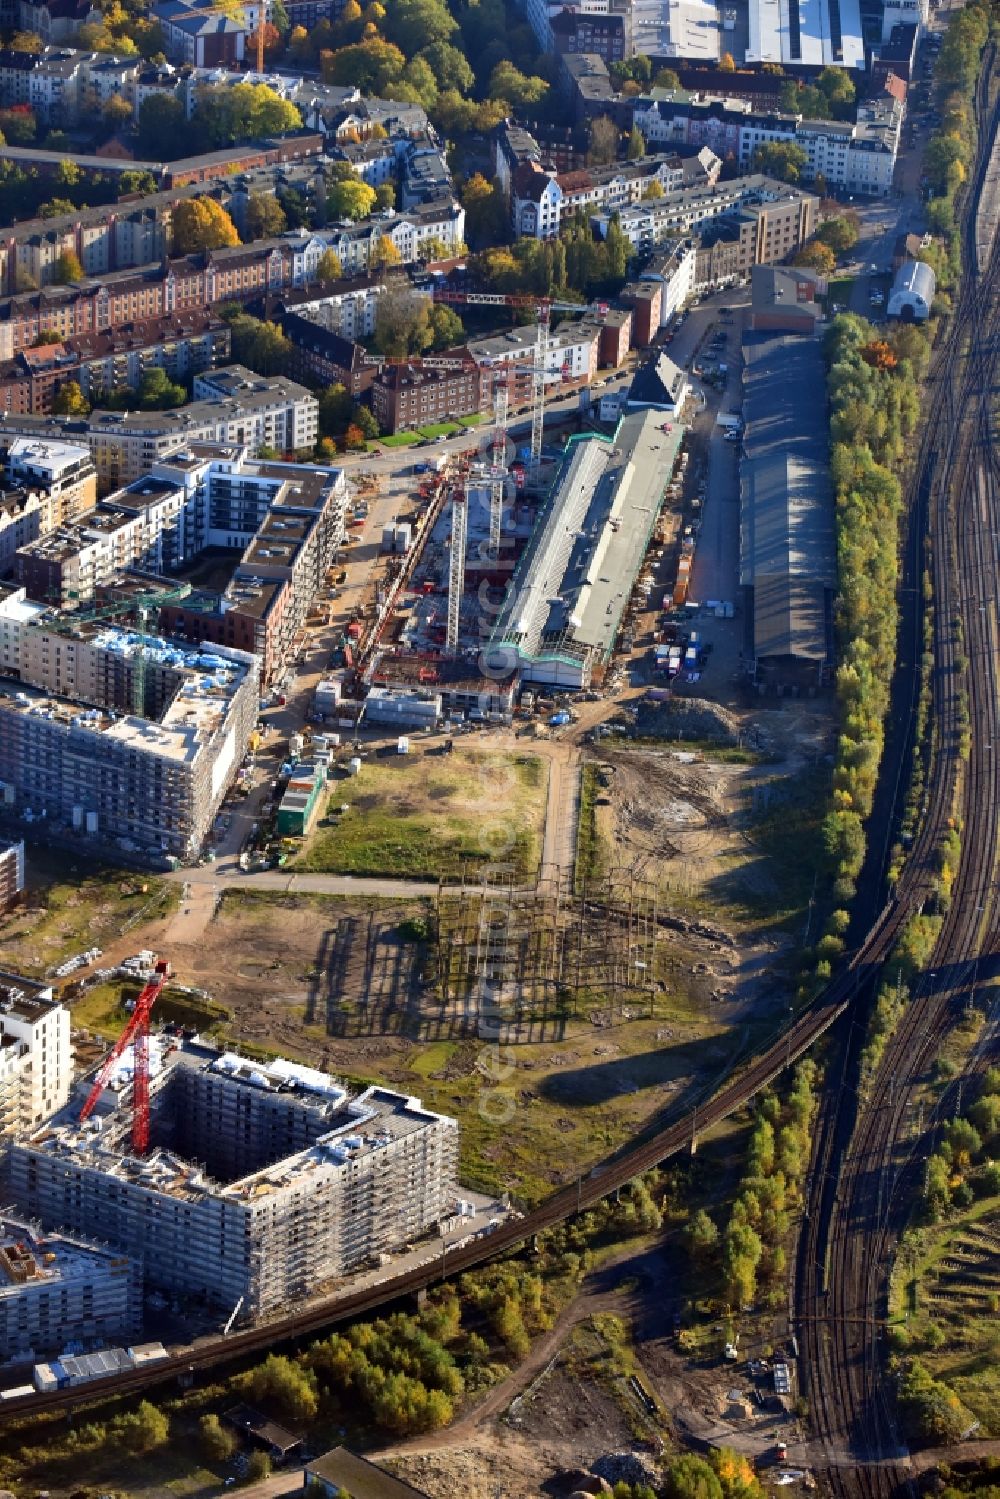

7,1043,458,1322
0,585,259,862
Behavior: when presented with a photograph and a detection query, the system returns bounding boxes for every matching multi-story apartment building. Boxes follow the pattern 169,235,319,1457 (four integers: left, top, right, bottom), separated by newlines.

9,1046,458,1321
0,314,231,416
631,93,902,198
265,279,393,343
595,174,818,264
0,186,466,296
0,438,96,570
153,0,259,67
0,585,260,861
371,362,490,435
400,143,454,208
0,840,24,916
0,371,318,490
510,149,720,238
0,203,466,344
524,0,633,58
0,975,72,1132
0,1216,139,1362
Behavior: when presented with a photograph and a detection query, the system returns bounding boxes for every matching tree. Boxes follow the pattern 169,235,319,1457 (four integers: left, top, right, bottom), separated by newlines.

194,82,302,148
419,39,474,93
375,182,396,212
429,303,464,350
246,1451,272,1481
10,30,43,51
352,405,380,440
370,234,402,270
319,381,354,435
461,173,505,249
53,381,90,416
588,115,620,166
172,198,240,254
627,124,646,160
316,249,344,285
327,177,377,220
117,1400,169,1454
101,95,134,134
794,241,836,275
119,169,158,198
752,141,808,183
0,105,36,144
137,366,186,409
488,60,548,108
653,66,682,90
685,1207,719,1258
898,1360,975,1446
137,94,190,159
642,180,664,199
374,284,432,357
272,0,290,31
323,38,407,93
53,250,85,284
816,213,860,257
665,1455,725,1499
382,0,457,56
719,51,736,71
244,192,287,241
344,422,367,450
228,314,292,376
250,1353,318,1421
199,1412,236,1463
38,197,75,219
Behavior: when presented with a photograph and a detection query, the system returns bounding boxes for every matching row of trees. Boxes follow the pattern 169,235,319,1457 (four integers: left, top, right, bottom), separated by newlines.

695,1064,817,1311
472,212,630,300
0,152,156,234
806,315,928,998
922,2,990,253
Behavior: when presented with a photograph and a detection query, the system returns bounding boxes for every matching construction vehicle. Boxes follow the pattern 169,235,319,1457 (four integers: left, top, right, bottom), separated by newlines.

79,959,171,1155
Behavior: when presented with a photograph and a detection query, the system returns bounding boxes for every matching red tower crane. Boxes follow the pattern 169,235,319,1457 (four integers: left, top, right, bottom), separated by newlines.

79,958,171,1155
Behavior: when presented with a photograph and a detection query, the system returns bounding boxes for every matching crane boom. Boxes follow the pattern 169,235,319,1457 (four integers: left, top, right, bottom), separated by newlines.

79,959,171,1154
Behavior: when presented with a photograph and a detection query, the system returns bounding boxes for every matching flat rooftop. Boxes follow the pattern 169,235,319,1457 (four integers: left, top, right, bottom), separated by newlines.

0,972,56,1023
26,1045,454,1203
0,1218,130,1293
0,627,253,766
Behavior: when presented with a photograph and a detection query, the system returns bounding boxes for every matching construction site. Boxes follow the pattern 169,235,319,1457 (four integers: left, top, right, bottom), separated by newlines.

332,293,688,722
8,977,461,1323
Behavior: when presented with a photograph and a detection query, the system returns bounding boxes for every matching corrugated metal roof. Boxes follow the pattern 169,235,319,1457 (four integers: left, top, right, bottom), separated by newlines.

739,333,835,662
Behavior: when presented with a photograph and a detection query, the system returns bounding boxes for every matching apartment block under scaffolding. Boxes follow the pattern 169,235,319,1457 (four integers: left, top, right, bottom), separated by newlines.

0,1216,139,1363
0,586,259,863
8,1044,458,1321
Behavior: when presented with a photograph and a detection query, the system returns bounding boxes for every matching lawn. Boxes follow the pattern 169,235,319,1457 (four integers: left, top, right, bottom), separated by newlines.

71,978,232,1042
379,431,422,447
292,748,549,881
416,421,461,438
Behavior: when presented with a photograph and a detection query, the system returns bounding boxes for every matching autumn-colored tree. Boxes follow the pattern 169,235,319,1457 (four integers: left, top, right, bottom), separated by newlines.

171,197,240,255
344,422,367,450
860,340,898,372
244,192,287,241
52,380,90,416
719,50,736,70
327,177,377,220
370,234,402,270
53,250,85,284
793,241,836,275
315,248,344,285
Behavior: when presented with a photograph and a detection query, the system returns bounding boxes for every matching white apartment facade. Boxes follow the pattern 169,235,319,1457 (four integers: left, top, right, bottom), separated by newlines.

0,977,72,1133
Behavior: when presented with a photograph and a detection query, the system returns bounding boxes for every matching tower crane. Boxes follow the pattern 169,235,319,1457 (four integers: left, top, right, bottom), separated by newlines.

66,581,195,718
79,959,171,1155
431,291,610,476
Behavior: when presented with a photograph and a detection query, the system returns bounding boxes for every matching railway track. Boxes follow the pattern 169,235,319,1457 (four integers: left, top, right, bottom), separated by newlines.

796,49,1000,1499
6,63,1000,1440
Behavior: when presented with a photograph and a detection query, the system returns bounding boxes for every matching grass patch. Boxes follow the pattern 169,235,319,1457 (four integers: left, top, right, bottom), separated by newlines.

292,749,548,881
379,431,422,447
891,1199,1000,1433
733,763,829,926
416,422,460,438
827,277,856,309
457,412,483,426
0,856,179,980
576,763,610,890
71,979,232,1040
